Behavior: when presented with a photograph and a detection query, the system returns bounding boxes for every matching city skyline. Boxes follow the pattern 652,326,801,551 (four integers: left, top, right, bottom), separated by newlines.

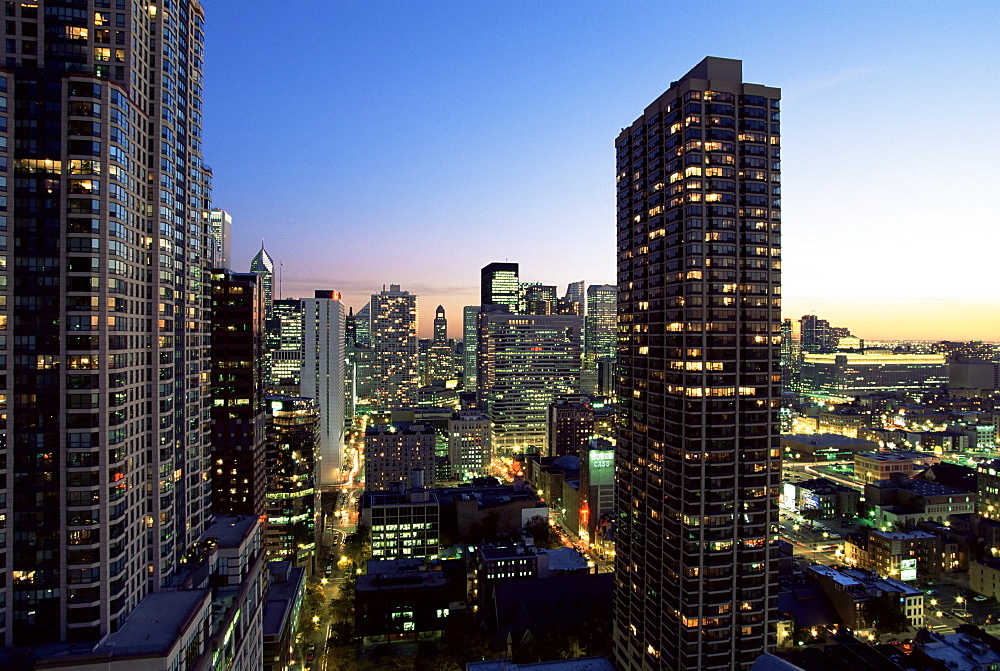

204,2,998,341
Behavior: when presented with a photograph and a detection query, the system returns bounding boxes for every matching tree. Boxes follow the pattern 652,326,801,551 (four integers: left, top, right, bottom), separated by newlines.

524,516,561,550
861,596,909,635
343,525,372,566
298,578,328,637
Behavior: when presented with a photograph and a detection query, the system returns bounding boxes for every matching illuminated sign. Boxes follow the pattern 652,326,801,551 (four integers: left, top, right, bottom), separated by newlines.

589,450,614,470
900,558,917,581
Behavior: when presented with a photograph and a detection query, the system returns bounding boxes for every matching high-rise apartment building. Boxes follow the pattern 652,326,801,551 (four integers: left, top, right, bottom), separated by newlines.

615,57,781,670
481,262,519,312
1,0,216,645
478,311,583,455
208,208,232,269
301,291,345,487
210,269,267,517
249,243,275,318
370,284,418,409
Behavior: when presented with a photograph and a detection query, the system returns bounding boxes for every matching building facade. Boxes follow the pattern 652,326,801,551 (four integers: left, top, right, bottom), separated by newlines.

1,0,216,645
546,397,595,457
301,291,345,486
463,305,480,392
481,262,519,312
614,57,781,670
447,410,491,480
207,208,232,269
249,244,274,319
210,269,267,517
265,395,320,572
370,284,418,409
265,297,304,390
478,312,583,455
586,283,618,359
363,423,436,493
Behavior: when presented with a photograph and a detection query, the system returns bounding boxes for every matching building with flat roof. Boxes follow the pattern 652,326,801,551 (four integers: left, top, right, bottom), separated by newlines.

478,311,583,455
781,433,877,461
361,488,441,562
805,565,924,631
800,351,948,401
364,423,437,492
262,562,306,671
854,450,940,484
844,528,942,581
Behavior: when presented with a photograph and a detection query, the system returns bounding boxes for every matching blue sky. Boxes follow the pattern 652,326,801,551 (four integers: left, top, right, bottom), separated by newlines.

204,1,999,339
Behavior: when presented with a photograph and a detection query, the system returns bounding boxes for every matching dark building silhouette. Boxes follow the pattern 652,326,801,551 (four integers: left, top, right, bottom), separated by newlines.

210,269,267,516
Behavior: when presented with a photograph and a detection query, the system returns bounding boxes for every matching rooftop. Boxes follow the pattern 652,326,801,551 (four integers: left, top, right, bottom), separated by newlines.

262,564,305,638
857,450,937,462
468,658,615,671
97,589,211,655
782,433,875,447
203,514,259,548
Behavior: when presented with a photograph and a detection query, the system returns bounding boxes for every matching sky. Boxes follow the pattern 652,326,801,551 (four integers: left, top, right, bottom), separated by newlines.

203,1,1000,340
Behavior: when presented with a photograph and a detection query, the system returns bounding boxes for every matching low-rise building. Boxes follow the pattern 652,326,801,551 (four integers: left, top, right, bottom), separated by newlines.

782,478,861,519
866,477,976,528
355,559,467,649
910,630,1000,671
781,433,877,461
854,450,941,484
361,486,442,561
845,528,942,581
971,557,1000,601
805,565,924,631
262,561,306,671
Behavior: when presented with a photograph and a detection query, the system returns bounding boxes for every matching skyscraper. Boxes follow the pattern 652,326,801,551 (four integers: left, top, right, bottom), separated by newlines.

209,270,267,517
481,262,520,312
301,291,346,487
355,301,371,346
563,280,585,315
433,304,447,344
249,243,275,318
208,208,233,269
463,305,481,392
267,298,305,390
265,394,321,572
2,0,216,645
586,284,618,359
424,305,455,384
522,283,558,315
370,284,419,409
615,57,781,670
